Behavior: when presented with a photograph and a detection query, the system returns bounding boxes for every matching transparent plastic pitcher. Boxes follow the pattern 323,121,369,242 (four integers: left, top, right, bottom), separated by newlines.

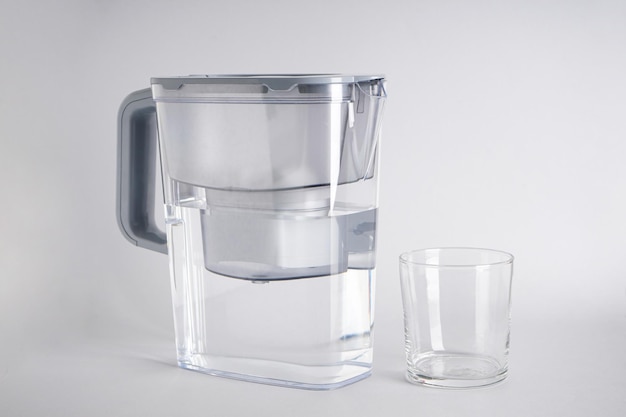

117,75,387,389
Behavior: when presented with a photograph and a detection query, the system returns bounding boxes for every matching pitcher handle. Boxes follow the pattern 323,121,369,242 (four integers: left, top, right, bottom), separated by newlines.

116,88,167,254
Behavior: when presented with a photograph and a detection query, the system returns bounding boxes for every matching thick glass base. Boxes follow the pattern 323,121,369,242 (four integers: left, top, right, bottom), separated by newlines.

407,352,507,389
179,355,372,390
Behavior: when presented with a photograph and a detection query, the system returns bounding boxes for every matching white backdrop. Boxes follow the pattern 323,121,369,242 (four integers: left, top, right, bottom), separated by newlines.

1,0,625,416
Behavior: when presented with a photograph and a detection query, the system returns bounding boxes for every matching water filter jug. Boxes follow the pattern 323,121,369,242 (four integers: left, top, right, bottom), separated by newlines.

117,75,386,389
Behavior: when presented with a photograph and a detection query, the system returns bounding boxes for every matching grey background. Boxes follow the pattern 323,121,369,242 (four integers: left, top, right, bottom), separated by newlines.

1,0,624,415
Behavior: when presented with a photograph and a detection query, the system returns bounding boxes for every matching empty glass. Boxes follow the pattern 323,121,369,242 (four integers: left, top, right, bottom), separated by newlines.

399,248,514,388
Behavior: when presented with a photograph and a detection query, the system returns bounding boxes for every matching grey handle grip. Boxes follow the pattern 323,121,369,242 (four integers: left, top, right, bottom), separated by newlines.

116,88,167,254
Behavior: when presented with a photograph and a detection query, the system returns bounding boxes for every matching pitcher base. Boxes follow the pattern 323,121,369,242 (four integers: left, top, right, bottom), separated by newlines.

178,355,372,390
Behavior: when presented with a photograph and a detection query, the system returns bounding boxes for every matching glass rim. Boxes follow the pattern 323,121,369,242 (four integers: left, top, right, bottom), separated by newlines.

399,247,514,268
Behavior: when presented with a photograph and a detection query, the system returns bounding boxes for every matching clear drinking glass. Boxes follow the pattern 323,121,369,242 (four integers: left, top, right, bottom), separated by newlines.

399,248,514,388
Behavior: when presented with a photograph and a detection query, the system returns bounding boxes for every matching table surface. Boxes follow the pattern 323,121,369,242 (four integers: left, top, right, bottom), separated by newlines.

2,316,624,417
